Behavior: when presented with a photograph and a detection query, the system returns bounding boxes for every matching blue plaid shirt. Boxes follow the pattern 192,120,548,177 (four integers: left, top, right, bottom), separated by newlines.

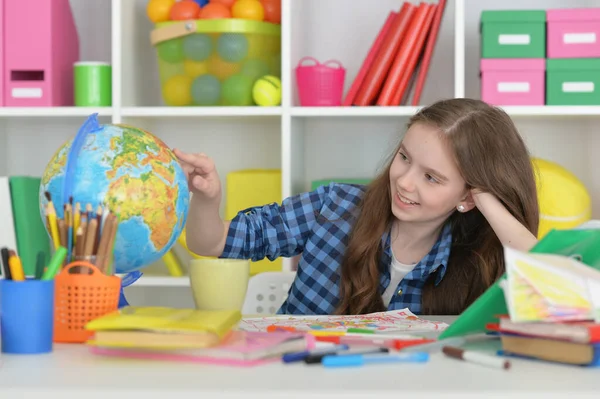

221,183,453,315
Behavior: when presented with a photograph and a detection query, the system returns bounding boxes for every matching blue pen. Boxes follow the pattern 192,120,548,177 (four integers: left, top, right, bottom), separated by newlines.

282,344,349,363
322,352,429,368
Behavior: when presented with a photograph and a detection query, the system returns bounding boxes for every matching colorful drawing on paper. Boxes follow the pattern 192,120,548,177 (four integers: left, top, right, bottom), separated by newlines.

505,247,597,323
238,309,449,333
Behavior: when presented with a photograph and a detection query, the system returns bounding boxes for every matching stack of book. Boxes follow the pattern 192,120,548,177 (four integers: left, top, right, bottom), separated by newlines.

489,317,600,367
85,306,312,366
343,0,447,106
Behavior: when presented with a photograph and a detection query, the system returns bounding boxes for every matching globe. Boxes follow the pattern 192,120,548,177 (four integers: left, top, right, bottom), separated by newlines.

39,114,189,274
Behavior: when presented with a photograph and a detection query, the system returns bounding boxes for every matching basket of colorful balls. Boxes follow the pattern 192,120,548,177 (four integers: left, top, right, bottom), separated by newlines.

147,0,281,106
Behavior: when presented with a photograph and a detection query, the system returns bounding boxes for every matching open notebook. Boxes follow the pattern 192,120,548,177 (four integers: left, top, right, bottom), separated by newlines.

238,308,449,334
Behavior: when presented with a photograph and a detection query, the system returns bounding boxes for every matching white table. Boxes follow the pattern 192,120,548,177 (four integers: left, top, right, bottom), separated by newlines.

1,316,599,398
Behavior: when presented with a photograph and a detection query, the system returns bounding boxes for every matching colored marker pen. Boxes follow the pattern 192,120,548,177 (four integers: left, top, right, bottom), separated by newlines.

322,352,430,368
305,346,389,365
402,337,466,353
282,344,349,363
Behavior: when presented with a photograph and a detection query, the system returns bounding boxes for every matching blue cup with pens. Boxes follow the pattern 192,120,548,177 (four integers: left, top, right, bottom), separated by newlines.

0,278,55,354
0,244,67,354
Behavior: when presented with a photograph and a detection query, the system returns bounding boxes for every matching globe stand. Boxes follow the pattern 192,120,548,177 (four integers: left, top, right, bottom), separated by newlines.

118,270,144,308
118,287,130,308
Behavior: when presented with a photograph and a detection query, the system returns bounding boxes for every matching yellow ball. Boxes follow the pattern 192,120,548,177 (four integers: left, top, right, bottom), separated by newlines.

533,157,591,238
232,0,265,21
184,59,209,78
252,75,281,106
147,0,175,23
162,75,193,106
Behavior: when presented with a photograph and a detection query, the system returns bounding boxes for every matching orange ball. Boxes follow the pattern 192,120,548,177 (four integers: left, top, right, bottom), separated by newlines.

260,0,280,24
199,2,232,19
232,0,264,21
208,54,241,80
169,0,201,20
209,0,236,7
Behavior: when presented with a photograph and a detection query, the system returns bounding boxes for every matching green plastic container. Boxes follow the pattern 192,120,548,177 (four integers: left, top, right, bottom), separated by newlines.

311,178,371,191
546,58,600,105
74,62,112,106
151,19,281,106
480,10,546,58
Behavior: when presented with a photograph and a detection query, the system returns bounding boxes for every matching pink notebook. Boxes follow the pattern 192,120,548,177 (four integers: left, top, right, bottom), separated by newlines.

89,331,314,367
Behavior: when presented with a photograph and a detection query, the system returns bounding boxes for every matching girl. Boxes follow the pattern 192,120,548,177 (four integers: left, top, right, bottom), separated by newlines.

174,98,539,316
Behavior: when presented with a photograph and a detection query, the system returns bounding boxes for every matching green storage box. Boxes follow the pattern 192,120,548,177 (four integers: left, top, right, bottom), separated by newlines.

311,178,371,191
480,10,546,58
546,58,600,105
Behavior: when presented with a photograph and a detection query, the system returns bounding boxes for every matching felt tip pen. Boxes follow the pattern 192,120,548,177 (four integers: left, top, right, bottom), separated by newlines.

346,328,375,334
41,246,67,280
305,346,389,365
443,346,511,370
322,352,430,368
402,337,466,353
282,344,349,363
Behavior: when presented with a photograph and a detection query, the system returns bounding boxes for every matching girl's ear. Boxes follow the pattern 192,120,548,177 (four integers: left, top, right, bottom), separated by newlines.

457,190,476,213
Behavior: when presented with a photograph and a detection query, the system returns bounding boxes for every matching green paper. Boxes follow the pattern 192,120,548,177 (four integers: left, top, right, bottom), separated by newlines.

9,176,52,277
438,227,600,339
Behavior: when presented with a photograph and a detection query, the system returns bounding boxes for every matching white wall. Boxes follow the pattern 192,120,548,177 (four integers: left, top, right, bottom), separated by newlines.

1,0,598,308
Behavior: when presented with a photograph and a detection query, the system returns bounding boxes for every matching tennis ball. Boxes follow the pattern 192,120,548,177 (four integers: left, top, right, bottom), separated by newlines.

252,75,281,106
533,157,592,238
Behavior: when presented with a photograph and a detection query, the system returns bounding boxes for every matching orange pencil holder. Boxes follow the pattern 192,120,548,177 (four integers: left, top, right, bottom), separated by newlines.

53,261,120,343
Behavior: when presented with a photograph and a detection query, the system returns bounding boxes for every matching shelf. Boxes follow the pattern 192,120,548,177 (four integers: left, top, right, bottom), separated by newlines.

2,0,600,280
121,107,283,118
291,106,600,118
500,106,600,117
0,107,113,118
291,106,422,117
0,105,599,119
125,276,190,287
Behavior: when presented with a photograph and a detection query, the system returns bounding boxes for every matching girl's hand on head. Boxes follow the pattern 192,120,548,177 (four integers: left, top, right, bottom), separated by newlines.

470,187,485,204
469,188,497,213
173,148,221,201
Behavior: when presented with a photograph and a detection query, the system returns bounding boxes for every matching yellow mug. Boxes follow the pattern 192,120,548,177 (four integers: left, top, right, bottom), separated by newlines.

189,258,250,311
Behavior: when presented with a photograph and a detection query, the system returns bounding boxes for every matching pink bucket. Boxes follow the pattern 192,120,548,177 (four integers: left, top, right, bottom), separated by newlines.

295,57,346,106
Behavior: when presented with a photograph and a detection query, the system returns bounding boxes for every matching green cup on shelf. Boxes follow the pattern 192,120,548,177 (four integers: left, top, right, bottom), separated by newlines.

74,62,112,106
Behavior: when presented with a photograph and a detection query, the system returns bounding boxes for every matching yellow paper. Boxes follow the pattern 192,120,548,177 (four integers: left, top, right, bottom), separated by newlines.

504,247,600,322
225,169,282,275
85,306,241,338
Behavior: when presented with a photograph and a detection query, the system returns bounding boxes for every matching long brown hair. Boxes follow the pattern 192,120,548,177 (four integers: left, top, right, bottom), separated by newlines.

335,98,539,315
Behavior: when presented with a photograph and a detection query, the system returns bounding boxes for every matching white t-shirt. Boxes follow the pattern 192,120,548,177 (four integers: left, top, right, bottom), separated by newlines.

381,252,416,307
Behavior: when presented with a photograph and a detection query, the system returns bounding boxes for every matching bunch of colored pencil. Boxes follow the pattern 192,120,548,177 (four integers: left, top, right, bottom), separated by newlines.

43,192,119,274
1,246,66,281
0,247,25,281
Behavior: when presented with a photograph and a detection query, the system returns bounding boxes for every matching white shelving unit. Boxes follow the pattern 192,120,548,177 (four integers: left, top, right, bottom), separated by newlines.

2,0,599,298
